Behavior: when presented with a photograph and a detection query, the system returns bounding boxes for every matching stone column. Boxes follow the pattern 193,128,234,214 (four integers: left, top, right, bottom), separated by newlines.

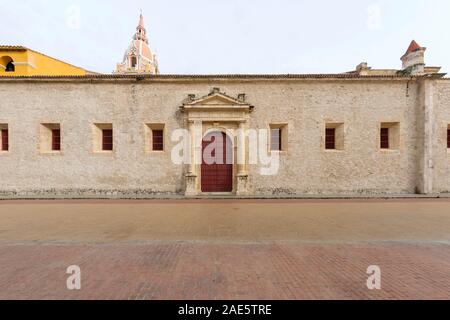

185,120,199,196
236,121,249,196
237,121,246,174
188,121,196,174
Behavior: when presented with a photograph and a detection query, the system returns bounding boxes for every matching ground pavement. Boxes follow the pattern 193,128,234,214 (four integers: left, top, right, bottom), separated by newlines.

0,199,449,299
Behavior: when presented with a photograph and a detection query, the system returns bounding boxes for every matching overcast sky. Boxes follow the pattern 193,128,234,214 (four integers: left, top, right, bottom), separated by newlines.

0,0,448,74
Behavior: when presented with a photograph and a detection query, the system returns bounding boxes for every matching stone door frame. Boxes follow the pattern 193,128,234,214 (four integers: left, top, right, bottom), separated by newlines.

180,88,254,196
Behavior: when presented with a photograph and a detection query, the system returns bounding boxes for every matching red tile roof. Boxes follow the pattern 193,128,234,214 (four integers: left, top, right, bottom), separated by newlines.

405,40,422,55
0,73,432,81
0,45,27,50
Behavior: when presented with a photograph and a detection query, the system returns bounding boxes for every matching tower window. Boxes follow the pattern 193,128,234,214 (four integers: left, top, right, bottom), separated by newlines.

5,61,14,72
131,56,137,68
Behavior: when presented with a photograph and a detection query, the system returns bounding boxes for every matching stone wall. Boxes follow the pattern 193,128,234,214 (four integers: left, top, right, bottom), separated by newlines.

0,76,448,198
246,80,421,196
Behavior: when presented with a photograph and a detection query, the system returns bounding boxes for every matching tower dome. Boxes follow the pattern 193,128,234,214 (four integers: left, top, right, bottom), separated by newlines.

115,14,159,74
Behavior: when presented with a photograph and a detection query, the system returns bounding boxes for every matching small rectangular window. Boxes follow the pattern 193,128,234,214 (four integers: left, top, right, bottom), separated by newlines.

380,128,390,149
102,129,113,151
380,122,400,150
1,128,8,151
325,123,344,150
93,123,113,153
145,124,165,152
40,123,61,153
152,129,164,151
269,124,288,152
52,129,61,151
325,128,336,150
271,128,282,151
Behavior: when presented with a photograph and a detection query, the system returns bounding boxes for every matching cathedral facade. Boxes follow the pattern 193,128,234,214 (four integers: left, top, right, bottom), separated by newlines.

0,16,449,199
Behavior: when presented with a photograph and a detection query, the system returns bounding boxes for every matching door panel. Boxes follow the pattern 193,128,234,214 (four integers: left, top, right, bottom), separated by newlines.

201,132,233,192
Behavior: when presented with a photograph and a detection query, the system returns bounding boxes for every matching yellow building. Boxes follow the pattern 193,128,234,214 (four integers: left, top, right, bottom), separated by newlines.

0,45,88,76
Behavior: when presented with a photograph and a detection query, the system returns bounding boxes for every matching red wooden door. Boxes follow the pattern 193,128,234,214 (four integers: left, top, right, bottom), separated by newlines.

202,132,233,192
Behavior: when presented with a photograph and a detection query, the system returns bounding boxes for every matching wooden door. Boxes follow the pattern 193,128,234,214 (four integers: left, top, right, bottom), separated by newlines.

201,132,233,192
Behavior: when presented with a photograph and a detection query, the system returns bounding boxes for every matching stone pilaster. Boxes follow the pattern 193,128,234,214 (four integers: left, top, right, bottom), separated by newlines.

185,120,202,196
236,121,249,195
418,78,436,194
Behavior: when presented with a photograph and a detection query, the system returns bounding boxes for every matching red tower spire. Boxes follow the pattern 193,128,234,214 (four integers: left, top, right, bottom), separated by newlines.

115,12,159,74
134,13,148,44
404,40,422,55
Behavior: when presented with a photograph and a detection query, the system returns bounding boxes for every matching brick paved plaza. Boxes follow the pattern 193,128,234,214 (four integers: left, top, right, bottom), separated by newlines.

0,199,449,300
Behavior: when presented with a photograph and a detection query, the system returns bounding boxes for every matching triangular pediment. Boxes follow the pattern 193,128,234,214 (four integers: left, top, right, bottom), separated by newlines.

184,88,248,106
193,94,242,106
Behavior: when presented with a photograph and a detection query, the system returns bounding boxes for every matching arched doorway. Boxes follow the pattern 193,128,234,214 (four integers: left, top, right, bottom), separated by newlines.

201,131,233,192
5,61,15,72
1,56,14,72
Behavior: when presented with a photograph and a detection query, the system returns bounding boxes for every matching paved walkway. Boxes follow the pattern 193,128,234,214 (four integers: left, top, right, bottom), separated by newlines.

1,199,450,243
0,199,449,300
1,242,449,300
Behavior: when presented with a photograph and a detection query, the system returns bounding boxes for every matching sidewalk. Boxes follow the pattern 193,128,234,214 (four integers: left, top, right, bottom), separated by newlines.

0,242,449,300
0,199,449,300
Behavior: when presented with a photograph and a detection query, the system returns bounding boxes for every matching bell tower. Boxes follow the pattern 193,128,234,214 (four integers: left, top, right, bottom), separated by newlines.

401,40,426,75
115,13,159,74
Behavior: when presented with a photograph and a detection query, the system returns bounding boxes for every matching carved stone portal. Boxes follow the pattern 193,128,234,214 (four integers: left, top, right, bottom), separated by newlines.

180,88,254,196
